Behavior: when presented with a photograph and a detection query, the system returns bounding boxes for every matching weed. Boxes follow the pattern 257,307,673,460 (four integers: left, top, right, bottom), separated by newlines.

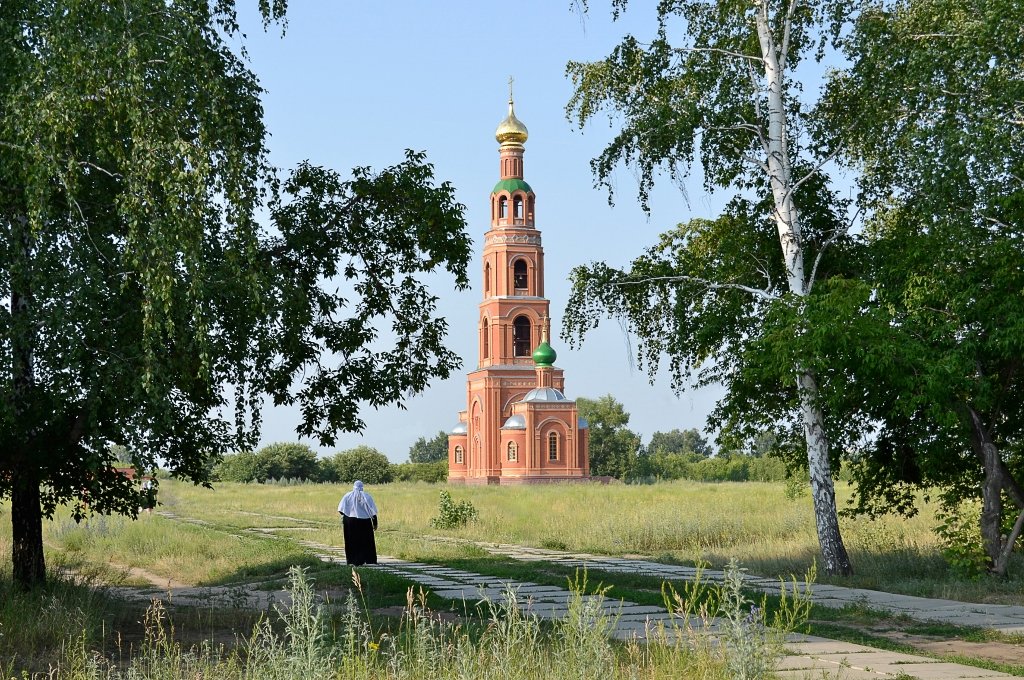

429,490,478,529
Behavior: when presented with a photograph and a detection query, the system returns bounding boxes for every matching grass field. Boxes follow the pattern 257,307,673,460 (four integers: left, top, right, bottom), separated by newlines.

1,478,1022,677
149,478,1022,603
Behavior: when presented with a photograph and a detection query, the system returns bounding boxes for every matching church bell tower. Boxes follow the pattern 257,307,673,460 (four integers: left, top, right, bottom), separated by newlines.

446,86,590,485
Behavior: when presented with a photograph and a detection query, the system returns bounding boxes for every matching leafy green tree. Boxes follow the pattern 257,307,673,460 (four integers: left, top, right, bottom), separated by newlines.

393,460,448,483
408,430,449,463
213,451,264,484
326,446,394,485
818,0,1024,576
108,445,134,467
577,395,641,480
0,2,469,586
648,429,713,458
564,0,855,574
256,442,322,482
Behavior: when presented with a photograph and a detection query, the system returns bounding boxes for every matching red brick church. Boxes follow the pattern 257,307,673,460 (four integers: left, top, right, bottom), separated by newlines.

447,94,590,484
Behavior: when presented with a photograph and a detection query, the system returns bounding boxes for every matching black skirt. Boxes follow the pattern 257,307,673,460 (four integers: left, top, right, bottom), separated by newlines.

342,515,377,566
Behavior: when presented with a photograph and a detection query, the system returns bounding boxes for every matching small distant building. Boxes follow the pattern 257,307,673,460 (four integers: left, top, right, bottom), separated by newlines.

447,93,590,485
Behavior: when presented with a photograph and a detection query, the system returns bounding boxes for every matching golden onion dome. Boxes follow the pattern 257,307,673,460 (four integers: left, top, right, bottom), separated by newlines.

495,99,528,145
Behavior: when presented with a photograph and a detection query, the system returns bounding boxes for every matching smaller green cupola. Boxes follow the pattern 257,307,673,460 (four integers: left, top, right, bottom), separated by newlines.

532,340,557,367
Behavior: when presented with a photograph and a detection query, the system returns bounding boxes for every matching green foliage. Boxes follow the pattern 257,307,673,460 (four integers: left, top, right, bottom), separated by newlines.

577,395,641,479
407,431,449,464
325,446,393,485
934,500,991,580
429,490,478,529
648,428,713,458
213,442,322,483
257,442,322,482
392,460,448,483
817,0,1024,573
659,559,814,680
0,1,470,586
635,451,789,483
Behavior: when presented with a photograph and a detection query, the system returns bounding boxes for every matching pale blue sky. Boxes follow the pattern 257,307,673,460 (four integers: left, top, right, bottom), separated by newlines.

240,1,737,461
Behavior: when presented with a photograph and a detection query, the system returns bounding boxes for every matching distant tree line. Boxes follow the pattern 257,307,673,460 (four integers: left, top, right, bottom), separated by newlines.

213,434,450,485
579,394,800,484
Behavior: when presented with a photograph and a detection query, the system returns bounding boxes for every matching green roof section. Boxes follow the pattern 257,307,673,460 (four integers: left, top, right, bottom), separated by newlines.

532,341,557,367
492,178,533,195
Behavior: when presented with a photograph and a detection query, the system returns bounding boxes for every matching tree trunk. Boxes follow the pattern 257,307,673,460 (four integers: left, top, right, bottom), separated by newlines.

755,5,852,576
9,213,45,587
11,473,46,588
968,406,1011,576
798,370,853,575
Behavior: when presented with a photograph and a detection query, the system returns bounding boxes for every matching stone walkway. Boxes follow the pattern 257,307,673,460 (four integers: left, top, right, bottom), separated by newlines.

148,511,1022,679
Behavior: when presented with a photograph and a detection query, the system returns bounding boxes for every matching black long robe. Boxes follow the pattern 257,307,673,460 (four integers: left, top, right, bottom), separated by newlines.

341,514,377,565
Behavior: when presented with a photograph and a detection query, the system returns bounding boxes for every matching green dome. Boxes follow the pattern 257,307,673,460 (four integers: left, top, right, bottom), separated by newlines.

532,341,557,367
493,178,533,195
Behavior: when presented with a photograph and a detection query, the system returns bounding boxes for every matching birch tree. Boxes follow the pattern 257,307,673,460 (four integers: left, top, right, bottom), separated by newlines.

565,0,854,574
0,1,470,587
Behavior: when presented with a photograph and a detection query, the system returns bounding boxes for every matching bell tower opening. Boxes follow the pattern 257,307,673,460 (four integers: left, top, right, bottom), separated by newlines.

513,315,531,357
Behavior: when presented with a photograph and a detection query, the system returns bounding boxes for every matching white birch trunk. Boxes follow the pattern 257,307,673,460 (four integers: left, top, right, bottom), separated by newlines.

755,2,852,575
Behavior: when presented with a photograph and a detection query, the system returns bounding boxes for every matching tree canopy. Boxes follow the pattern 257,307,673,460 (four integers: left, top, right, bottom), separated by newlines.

816,0,1024,575
408,430,449,464
577,395,641,479
0,1,469,586
326,446,394,485
648,429,713,459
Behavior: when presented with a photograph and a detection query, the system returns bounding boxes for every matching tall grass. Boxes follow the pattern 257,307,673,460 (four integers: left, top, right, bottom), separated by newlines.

41,565,807,679
158,478,1019,601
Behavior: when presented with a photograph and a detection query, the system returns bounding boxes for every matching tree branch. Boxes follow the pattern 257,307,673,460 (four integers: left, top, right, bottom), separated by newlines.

608,275,776,301
778,0,799,72
672,45,762,63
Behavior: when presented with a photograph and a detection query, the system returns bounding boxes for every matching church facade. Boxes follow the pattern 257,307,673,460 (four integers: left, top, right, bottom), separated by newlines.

447,96,590,485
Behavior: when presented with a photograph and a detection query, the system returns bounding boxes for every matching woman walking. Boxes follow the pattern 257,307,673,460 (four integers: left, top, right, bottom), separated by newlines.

338,480,378,565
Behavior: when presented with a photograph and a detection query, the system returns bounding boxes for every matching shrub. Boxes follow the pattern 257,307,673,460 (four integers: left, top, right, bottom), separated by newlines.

258,442,323,482
934,499,990,579
213,443,323,483
429,490,478,529
392,460,448,483
325,446,393,484
212,450,263,483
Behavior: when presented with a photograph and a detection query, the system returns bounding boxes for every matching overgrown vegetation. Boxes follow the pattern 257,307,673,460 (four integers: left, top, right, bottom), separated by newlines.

7,563,810,678
429,491,479,529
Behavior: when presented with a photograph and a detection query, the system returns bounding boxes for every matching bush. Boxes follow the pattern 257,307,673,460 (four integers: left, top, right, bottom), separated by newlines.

213,443,323,483
632,452,789,483
325,446,393,484
392,460,448,483
429,490,478,529
212,450,263,483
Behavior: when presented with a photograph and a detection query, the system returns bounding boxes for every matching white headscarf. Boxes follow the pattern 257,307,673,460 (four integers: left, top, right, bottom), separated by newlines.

338,480,378,518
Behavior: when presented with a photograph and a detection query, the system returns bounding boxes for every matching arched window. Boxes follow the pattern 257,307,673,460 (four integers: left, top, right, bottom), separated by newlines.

527,195,535,222
498,196,508,219
548,432,559,461
484,262,491,295
513,259,528,291
513,315,531,357
482,318,489,359
455,445,464,464
513,196,524,221
507,441,518,462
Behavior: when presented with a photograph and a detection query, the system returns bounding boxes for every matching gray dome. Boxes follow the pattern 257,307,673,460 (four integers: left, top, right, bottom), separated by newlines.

521,387,568,402
450,422,468,435
501,414,527,430
577,417,589,430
